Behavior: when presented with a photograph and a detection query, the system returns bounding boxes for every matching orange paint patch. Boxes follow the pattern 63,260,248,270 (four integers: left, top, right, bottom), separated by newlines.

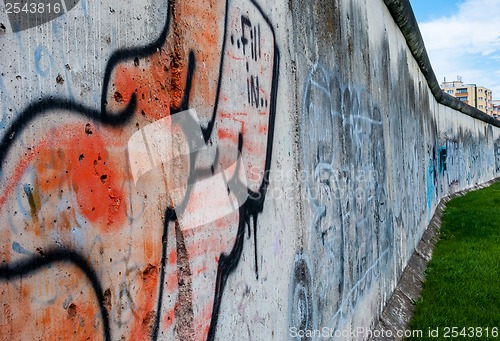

174,0,224,110
1,124,128,233
166,271,178,292
129,263,160,341
163,308,175,329
168,249,177,266
2,272,103,341
35,147,68,193
258,124,268,134
112,59,173,121
215,219,228,228
48,300,102,340
63,127,127,232
217,129,239,144
143,239,157,260
105,0,226,127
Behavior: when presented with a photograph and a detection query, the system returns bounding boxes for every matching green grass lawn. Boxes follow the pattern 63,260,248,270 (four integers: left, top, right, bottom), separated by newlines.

407,182,500,340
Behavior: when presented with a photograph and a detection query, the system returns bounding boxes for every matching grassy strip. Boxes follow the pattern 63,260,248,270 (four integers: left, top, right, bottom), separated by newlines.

407,182,500,340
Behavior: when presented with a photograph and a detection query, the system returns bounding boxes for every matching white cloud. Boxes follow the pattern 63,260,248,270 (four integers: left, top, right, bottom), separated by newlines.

418,0,500,97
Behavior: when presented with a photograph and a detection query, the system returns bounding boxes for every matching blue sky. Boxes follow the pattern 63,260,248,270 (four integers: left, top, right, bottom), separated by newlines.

409,0,500,99
410,0,461,22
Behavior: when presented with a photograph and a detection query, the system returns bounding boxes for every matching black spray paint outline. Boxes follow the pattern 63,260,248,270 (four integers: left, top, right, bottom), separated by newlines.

0,0,279,340
0,248,112,340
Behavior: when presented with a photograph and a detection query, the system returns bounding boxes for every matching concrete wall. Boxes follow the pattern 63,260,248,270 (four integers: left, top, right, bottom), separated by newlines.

0,0,498,340
291,0,500,337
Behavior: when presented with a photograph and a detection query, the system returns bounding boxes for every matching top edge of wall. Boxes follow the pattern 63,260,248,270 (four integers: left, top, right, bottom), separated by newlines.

383,0,500,128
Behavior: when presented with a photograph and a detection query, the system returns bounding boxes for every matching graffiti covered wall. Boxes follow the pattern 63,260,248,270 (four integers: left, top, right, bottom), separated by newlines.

0,0,286,339
289,0,500,337
0,0,499,340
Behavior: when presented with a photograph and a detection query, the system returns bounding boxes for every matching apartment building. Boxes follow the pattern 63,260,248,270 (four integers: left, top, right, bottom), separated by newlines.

492,100,500,118
441,79,493,116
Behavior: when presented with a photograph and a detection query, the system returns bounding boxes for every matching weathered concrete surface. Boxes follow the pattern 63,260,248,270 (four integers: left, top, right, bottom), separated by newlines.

0,0,499,340
290,0,500,338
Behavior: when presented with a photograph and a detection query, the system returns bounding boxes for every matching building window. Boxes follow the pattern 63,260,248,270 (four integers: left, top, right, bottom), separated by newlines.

479,105,484,108
456,88,467,93
459,97,468,101
447,90,453,94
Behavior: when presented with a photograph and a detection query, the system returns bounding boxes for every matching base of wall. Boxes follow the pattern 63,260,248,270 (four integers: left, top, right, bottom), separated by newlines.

370,176,500,341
